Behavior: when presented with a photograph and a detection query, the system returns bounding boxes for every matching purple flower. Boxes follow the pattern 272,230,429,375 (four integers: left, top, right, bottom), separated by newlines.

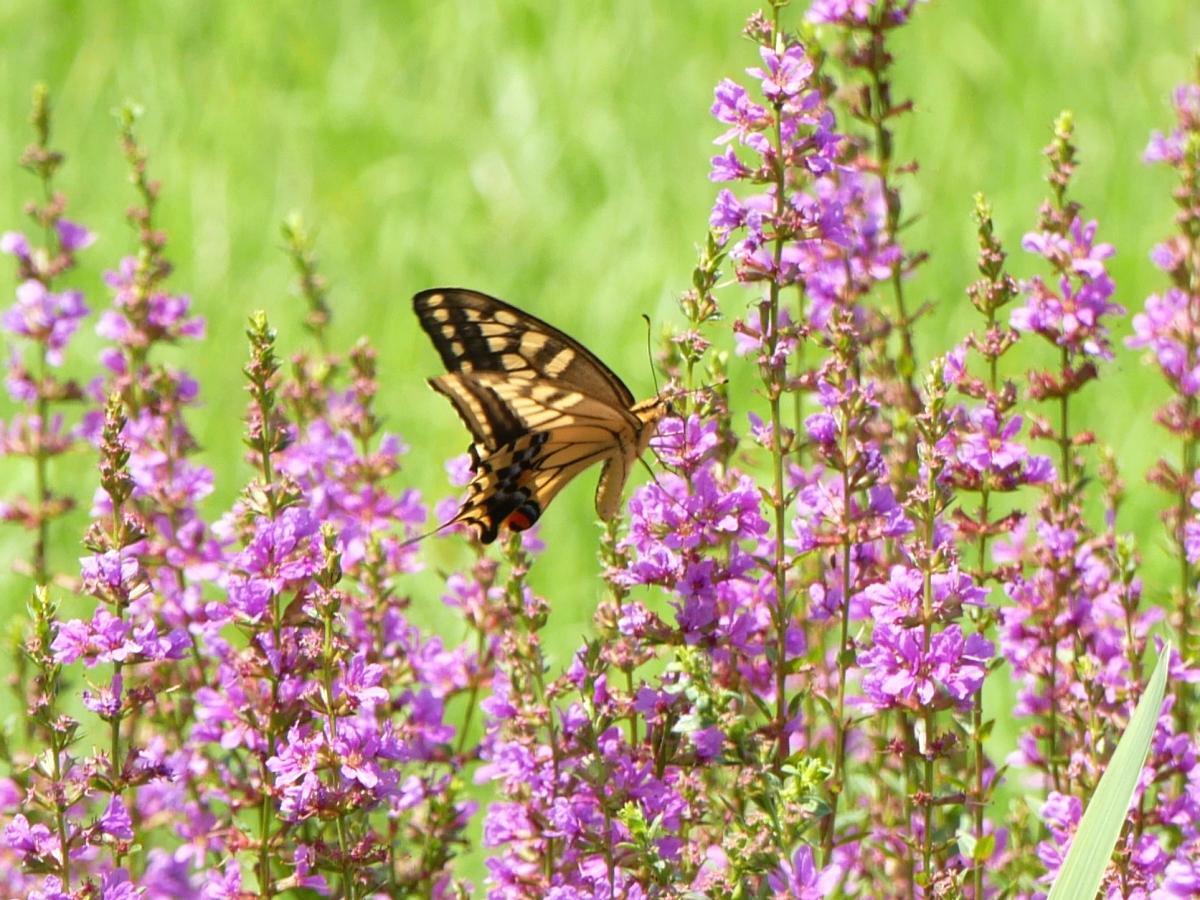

333,719,393,792
222,507,321,620
1011,217,1123,360
445,452,473,487
52,609,133,665
52,606,186,667
337,652,390,709
101,256,206,347
734,304,796,365
1129,288,1200,394
1145,84,1200,164
292,845,330,894
690,726,725,761
267,725,323,819
98,870,140,900
860,624,993,712
96,795,134,841
710,189,747,231
3,814,58,860
1160,856,1200,896
747,45,815,102
201,860,244,899
807,0,917,25
80,550,141,598
709,147,750,182
804,412,837,446
1186,473,1200,564
82,673,123,718
711,79,770,144
2,280,88,365
956,407,1027,472
767,844,841,898
0,232,30,260
55,219,95,253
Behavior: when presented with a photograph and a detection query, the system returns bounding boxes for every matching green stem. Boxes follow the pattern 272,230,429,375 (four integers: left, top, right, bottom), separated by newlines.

1179,423,1194,732
455,629,489,757
321,610,355,900
900,713,916,899
1179,259,1198,725
109,509,128,869
33,347,50,585
50,731,71,886
970,501,990,898
31,112,57,586
823,462,854,863
765,6,792,773
970,312,1001,897
1058,347,1071,491
919,465,937,885
258,786,273,897
1045,346,1073,793
866,17,918,402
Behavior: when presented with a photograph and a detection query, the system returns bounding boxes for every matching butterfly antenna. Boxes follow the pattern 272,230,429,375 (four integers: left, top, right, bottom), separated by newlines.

641,314,660,396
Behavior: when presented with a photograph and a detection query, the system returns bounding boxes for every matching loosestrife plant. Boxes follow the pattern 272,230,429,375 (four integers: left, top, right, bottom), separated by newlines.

1,6,1199,899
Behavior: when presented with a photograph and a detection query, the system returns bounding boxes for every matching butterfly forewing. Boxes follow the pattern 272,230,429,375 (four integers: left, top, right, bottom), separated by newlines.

414,288,636,408
414,288,667,544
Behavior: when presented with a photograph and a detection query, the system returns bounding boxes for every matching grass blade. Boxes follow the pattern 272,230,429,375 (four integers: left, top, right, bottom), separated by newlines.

1046,643,1171,900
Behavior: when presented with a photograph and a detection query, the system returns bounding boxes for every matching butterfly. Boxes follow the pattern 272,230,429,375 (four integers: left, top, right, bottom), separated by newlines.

412,287,671,544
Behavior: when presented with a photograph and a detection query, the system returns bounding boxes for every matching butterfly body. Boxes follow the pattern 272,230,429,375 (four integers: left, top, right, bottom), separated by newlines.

414,288,668,544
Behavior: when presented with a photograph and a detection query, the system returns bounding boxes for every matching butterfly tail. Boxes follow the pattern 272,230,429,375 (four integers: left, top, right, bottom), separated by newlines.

400,488,525,547
398,515,465,548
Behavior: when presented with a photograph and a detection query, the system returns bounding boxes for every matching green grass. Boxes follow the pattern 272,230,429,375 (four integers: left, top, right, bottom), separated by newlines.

0,0,1197,883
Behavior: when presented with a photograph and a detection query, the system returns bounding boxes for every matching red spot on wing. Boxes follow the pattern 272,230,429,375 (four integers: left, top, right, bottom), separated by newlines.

506,509,534,532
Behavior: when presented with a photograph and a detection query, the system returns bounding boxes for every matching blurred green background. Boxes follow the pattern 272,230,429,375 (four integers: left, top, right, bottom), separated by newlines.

0,0,1198,863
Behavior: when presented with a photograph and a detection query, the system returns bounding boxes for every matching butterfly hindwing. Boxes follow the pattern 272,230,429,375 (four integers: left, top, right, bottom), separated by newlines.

428,373,526,451
414,288,636,408
455,435,621,544
447,433,551,544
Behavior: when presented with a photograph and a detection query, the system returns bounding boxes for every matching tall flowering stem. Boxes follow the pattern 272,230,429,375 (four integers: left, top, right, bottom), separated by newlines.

949,194,1037,894
763,2,799,770
242,311,291,893
709,1,842,769
21,586,77,889
811,0,924,411
1007,111,1121,792
843,361,994,888
93,394,138,854
1132,61,1200,695
916,366,983,885
313,526,357,897
709,3,922,860
820,321,886,852
282,214,332,352
1,85,92,586
113,104,167,398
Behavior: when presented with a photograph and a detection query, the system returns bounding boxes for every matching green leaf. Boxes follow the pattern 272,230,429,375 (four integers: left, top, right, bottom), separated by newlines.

1047,643,1170,900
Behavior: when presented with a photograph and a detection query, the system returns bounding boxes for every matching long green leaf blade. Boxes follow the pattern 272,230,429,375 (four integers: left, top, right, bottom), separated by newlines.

1046,643,1171,900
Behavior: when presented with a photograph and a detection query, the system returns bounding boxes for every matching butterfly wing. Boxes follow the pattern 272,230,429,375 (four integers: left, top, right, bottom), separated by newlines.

413,288,636,408
429,371,642,543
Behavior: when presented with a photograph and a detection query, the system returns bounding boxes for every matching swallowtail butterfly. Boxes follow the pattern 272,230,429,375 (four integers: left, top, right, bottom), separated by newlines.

413,288,670,544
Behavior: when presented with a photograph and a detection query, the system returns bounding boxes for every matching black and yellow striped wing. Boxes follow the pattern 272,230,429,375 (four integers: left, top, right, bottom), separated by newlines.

412,289,667,544
413,288,636,410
